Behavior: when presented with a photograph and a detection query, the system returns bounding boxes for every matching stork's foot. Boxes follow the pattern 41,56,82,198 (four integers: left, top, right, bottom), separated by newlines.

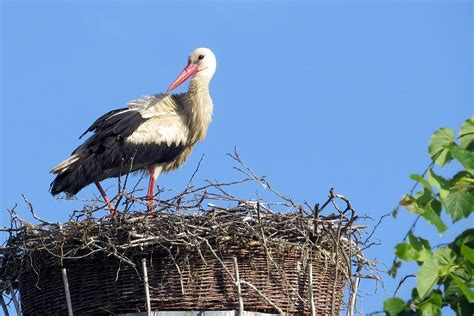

146,195,156,213
147,197,155,213
108,205,117,217
145,199,156,220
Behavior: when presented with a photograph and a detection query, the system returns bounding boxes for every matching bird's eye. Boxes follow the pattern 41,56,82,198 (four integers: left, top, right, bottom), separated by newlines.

198,54,205,60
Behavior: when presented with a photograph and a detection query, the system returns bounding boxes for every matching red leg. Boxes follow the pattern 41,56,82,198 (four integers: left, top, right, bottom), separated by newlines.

95,182,116,216
147,166,156,211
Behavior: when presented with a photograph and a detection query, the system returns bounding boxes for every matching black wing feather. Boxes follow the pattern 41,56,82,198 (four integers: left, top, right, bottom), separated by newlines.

73,110,145,154
79,107,129,139
51,108,186,196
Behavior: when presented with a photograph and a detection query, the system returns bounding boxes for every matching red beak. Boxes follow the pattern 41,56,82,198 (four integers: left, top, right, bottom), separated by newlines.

167,63,198,92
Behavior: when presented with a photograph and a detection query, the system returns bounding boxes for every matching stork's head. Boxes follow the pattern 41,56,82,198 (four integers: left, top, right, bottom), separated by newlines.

167,47,216,92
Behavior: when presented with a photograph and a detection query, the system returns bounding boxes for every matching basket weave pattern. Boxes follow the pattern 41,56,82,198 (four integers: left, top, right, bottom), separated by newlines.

20,243,345,315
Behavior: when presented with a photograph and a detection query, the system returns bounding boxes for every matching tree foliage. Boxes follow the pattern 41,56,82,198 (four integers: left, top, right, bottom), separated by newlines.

385,117,474,315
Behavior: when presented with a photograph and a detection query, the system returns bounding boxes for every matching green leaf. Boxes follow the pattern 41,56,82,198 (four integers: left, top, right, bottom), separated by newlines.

421,200,447,234
394,235,431,265
396,242,419,262
434,247,457,272
449,171,474,191
417,188,435,206
451,274,474,303
418,292,442,316
429,128,455,167
429,198,442,215
419,304,441,316
444,279,463,301
445,191,474,223
410,174,434,193
417,256,440,299
384,297,406,316
405,193,447,234
405,188,433,212
390,260,402,278
419,291,442,316
427,169,450,200
410,287,421,302
461,245,474,263
456,300,474,316
446,143,474,170
408,231,431,250
418,250,432,264
417,248,456,299
450,266,472,282
459,117,474,150
408,231,421,248
408,232,432,263
453,229,474,250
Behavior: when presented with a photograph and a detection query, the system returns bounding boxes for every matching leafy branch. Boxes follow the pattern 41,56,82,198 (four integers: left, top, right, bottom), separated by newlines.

384,117,474,315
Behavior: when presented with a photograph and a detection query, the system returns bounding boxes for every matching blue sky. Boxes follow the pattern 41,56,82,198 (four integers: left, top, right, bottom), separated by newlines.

1,0,472,314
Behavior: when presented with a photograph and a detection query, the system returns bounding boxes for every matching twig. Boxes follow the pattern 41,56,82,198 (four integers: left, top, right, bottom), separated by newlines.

229,148,296,206
186,154,205,188
393,274,416,298
240,280,285,315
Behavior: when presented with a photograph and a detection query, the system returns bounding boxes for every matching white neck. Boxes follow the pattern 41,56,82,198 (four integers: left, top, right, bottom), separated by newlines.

178,80,213,144
189,71,212,93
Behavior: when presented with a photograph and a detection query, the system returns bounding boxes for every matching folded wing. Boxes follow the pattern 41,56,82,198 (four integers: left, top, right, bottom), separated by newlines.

50,96,188,195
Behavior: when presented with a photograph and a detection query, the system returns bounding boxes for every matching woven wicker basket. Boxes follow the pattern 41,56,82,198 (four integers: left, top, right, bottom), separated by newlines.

19,241,346,315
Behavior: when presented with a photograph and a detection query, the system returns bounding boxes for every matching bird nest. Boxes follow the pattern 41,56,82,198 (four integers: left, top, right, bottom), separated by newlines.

1,155,373,315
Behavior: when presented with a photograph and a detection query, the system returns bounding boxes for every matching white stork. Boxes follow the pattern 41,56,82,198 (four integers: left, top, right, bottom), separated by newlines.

50,48,216,214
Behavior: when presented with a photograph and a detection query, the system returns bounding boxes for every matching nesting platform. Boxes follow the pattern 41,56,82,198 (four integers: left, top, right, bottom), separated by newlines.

1,191,365,315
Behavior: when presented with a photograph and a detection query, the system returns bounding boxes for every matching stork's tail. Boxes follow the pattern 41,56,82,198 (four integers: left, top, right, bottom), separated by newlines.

50,155,80,174
50,153,139,196
50,171,81,196
50,154,91,196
